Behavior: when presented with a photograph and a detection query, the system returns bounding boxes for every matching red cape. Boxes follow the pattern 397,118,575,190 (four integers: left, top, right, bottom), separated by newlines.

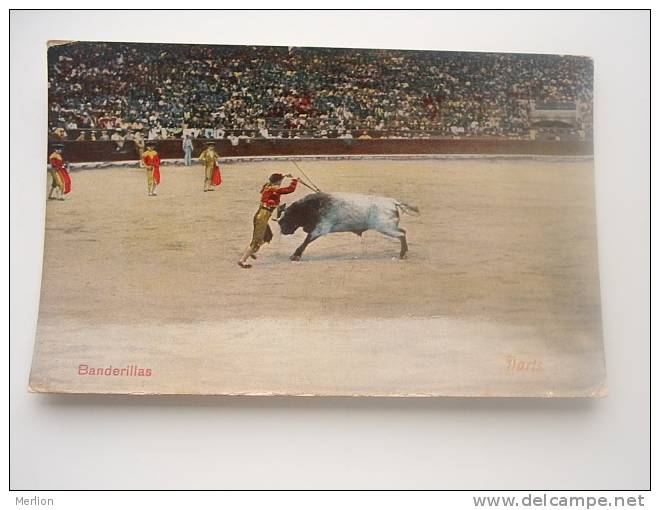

58,168,72,194
212,164,222,186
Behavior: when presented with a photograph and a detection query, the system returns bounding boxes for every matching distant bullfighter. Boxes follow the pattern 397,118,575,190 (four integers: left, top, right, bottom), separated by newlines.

278,192,419,261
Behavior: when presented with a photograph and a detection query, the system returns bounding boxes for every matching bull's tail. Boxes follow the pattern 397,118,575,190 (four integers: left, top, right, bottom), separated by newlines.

396,201,421,216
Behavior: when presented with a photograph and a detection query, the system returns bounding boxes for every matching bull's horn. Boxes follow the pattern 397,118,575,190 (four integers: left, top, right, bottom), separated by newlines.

275,204,287,220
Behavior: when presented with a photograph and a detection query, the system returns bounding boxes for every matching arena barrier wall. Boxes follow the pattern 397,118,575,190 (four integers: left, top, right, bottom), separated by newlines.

51,138,594,164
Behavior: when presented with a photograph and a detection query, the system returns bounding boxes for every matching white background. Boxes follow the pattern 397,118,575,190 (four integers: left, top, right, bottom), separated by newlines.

9,10,650,490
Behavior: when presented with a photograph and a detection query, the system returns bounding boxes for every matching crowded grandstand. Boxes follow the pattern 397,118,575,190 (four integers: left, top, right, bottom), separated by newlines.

48,42,593,143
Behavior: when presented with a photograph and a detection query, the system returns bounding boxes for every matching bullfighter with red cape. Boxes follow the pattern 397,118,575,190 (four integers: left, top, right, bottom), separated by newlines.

48,144,71,200
142,143,161,196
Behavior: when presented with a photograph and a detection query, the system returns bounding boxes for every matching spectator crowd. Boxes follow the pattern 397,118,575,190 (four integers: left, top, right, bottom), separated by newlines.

48,42,593,141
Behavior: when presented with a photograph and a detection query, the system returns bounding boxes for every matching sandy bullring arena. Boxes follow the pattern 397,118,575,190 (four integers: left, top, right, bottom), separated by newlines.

30,157,606,396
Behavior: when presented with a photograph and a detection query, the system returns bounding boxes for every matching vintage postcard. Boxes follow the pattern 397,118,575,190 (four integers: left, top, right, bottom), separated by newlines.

30,41,605,396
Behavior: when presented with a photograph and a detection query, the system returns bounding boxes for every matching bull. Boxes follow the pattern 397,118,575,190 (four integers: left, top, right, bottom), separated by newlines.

277,192,419,261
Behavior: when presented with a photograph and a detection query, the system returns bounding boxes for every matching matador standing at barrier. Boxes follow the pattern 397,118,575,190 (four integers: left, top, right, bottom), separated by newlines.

134,131,146,168
198,141,222,192
142,143,161,196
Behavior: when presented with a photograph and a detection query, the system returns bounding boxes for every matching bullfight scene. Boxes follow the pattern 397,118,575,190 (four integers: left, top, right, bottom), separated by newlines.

31,41,605,397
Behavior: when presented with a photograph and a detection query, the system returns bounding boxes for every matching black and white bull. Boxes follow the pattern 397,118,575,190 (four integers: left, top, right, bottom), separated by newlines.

277,192,419,261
